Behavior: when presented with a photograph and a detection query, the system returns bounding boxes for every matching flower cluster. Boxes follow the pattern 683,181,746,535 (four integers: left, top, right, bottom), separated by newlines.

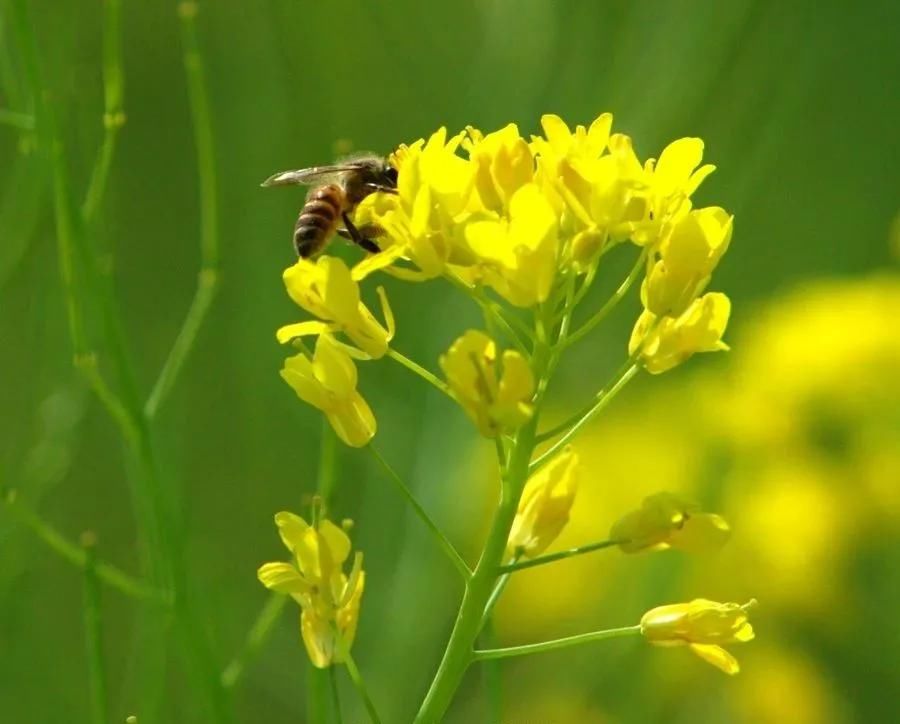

257,511,364,668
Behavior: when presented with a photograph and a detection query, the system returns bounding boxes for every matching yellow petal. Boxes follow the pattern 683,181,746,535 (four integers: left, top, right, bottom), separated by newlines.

257,562,311,594
301,608,334,669
318,519,352,566
689,643,740,675
274,511,312,555
276,321,331,345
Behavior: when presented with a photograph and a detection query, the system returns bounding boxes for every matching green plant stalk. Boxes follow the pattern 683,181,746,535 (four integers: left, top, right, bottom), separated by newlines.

329,667,344,724
82,535,109,724
473,625,642,661
1,488,165,602
498,538,621,573
341,645,382,724
386,348,454,400
368,445,471,580
82,0,123,223
146,1,220,418
220,593,288,688
413,335,553,723
0,107,34,129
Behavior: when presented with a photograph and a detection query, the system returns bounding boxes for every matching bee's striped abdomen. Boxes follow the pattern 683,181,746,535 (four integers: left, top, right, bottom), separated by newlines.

293,184,346,258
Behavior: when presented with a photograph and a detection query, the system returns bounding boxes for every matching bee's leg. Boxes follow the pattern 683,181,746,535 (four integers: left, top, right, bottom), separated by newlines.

364,183,399,195
341,213,381,254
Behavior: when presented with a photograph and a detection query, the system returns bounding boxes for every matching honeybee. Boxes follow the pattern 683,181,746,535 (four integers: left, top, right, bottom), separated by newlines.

262,154,398,258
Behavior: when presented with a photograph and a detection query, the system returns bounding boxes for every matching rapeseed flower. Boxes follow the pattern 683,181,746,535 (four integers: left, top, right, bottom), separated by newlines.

280,333,375,447
640,598,756,674
440,330,534,437
610,491,730,553
507,447,580,557
258,511,365,668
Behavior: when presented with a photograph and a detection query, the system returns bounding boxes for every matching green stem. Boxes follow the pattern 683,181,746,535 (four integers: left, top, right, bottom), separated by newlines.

530,362,640,473
386,348,454,400
0,107,34,129
1,488,165,603
368,445,471,580
307,665,330,724
562,249,647,350
473,625,642,661
413,330,554,723
220,593,288,688
341,647,382,724
329,667,344,724
479,617,502,724
81,533,109,724
145,1,221,418
444,271,531,354
81,0,123,223
499,539,621,573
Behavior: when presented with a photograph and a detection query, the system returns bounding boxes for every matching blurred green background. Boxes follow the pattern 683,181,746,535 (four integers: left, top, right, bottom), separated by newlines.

2,0,899,722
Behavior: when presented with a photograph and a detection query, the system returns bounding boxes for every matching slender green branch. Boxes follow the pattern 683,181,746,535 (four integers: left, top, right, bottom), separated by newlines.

145,2,220,417
480,617,502,723
220,593,288,688
473,625,642,661
329,667,344,724
0,107,34,129
81,533,109,724
481,570,511,628
530,361,640,473
444,271,531,354
82,0,124,223
340,644,382,724
368,445,471,580
498,539,621,573
144,269,218,417
562,249,647,349
1,489,166,603
386,347,454,400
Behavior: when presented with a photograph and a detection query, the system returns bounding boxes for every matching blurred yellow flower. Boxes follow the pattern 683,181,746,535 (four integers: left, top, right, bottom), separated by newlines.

440,329,534,437
640,598,756,675
630,292,731,373
258,511,365,668
643,207,733,317
610,491,730,554
279,256,394,359
465,123,534,213
280,334,375,447
507,447,580,557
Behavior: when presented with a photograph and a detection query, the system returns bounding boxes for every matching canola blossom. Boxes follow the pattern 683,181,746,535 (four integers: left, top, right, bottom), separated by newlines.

265,113,748,718
641,599,757,674
257,512,365,668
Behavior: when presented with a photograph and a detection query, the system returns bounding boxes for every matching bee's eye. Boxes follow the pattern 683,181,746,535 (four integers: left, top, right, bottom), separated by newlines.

384,166,398,185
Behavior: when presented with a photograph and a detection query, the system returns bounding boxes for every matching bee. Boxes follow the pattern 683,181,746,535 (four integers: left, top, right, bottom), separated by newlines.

262,154,398,258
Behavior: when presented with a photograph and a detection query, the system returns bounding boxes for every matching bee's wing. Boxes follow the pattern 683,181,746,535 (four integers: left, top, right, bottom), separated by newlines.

260,162,369,188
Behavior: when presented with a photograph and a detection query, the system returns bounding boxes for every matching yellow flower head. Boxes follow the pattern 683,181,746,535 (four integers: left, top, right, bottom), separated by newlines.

630,292,731,374
464,123,534,213
610,491,730,554
507,447,580,557
643,207,733,317
439,329,534,437
640,598,757,674
279,256,394,358
257,512,365,668
280,333,375,447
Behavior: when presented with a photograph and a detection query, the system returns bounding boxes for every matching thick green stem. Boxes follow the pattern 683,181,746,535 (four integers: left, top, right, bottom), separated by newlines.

81,533,109,724
413,339,552,723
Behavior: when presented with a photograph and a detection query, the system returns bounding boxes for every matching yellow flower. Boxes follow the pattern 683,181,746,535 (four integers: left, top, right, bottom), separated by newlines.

465,123,534,213
629,292,731,374
439,329,534,437
609,491,730,553
257,511,365,668
643,207,733,317
507,447,580,557
280,333,376,447
464,183,559,307
278,256,394,359
354,128,477,278
640,598,756,674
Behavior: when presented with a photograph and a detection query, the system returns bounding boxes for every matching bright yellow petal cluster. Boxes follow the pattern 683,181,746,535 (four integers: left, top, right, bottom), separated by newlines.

610,491,730,554
257,512,365,668
353,113,723,307
507,447,580,557
640,598,757,675
280,334,375,447
630,292,731,374
439,329,534,438
278,256,395,359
